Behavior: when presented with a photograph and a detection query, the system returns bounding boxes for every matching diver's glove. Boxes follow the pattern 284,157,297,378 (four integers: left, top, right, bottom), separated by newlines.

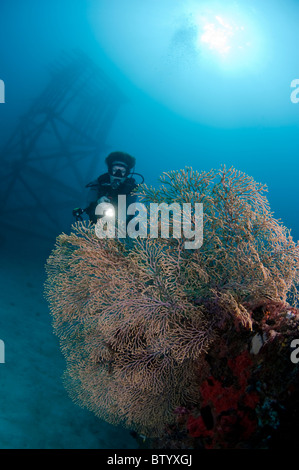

72,207,85,221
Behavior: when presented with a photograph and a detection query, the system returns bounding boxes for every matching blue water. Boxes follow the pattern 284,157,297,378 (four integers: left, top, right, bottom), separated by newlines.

0,0,298,449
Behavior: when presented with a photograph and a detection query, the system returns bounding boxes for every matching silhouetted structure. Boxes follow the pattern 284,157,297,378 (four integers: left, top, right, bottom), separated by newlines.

0,51,125,239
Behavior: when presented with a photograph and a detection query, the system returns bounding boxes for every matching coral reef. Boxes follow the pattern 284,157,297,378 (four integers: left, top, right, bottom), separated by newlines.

151,300,299,449
44,166,299,446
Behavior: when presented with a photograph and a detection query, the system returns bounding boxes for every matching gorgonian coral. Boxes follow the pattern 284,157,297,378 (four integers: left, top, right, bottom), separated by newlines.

44,166,299,439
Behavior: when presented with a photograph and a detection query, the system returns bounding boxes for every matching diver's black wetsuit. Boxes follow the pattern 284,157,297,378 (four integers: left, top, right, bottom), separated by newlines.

85,172,138,224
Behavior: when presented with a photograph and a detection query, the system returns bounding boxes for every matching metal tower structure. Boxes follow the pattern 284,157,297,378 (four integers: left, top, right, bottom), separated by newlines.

0,50,125,239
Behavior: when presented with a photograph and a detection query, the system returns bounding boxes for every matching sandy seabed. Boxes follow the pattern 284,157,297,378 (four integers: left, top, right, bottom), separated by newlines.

0,228,137,450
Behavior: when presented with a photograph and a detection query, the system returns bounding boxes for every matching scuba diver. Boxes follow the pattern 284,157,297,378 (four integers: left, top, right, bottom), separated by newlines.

73,151,144,224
